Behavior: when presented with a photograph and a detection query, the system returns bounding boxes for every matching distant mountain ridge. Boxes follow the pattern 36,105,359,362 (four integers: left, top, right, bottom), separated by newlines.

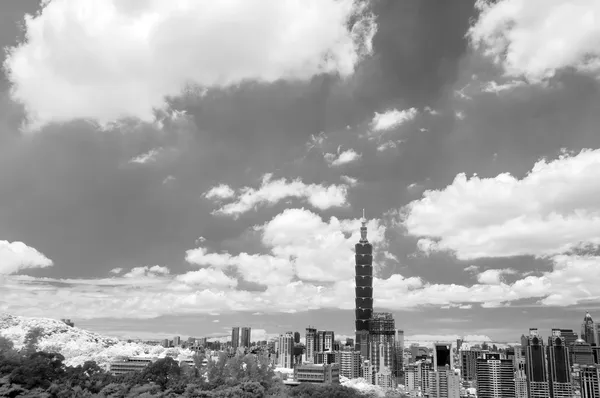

0,313,193,370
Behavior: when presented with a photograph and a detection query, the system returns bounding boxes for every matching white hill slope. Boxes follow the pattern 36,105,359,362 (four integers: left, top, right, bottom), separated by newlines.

0,313,193,370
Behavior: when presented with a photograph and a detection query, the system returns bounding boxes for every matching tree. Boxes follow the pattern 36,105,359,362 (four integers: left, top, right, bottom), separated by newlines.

139,357,181,389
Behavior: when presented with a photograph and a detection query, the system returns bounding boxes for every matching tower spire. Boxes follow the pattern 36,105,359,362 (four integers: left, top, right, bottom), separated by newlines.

360,209,368,242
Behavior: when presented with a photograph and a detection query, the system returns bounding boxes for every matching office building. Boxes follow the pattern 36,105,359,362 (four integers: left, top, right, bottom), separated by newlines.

335,350,362,378
547,330,573,398
305,328,316,364
355,211,373,359
592,346,600,365
278,332,294,369
324,331,335,352
394,329,404,378
460,349,479,381
173,336,181,347
314,352,336,365
295,363,340,384
476,352,515,398
573,338,595,366
428,343,459,398
514,344,528,398
524,328,550,398
583,312,598,346
110,357,156,375
375,343,394,389
294,331,300,344
369,312,396,385
580,364,600,398
240,327,251,348
231,327,240,350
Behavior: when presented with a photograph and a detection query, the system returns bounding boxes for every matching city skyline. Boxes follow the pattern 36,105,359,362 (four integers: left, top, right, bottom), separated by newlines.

1,0,600,342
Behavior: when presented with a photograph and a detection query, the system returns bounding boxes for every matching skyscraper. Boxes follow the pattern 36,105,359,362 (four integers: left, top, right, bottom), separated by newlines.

294,331,300,344
278,332,294,369
583,312,598,346
476,352,515,398
231,327,240,350
547,329,573,398
370,312,396,386
524,328,550,398
324,331,335,352
460,349,479,381
355,211,373,359
241,327,251,348
580,364,600,398
305,328,316,364
394,329,404,379
514,344,527,398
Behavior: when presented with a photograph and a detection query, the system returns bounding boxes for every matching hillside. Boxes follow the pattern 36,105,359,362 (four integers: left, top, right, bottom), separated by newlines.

0,313,194,370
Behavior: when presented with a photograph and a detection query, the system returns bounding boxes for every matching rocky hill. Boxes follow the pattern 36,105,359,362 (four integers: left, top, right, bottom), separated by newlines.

0,313,193,370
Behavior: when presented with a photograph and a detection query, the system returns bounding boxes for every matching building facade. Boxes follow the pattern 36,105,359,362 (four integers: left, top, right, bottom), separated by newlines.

295,363,340,384
355,213,373,360
305,328,316,364
460,349,479,381
475,353,515,398
580,364,600,398
241,327,251,348
335,350,362,378
583,312,598,346
369,312,396,384
231,327,240,350
524,328,550,398
278,332,294,369
547,330,573,398
394,329,404,378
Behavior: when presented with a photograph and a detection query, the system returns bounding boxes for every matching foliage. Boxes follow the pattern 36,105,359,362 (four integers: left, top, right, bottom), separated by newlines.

0,342,393,397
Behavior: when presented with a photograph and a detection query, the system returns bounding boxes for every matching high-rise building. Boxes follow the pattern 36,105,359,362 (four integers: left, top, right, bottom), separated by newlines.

524,328,550,398
231,327,240,350
241,327,251,348
305,328,316,364
278,332,294,369
294,331,300,344
573,338,595,366
583,312,598,346
460,349,479,381
434,343,452,370
316,330,325,353
355,212,373,359
513,344,528,398
394,329,404,378
547,330,572,398
370,312,396,385
476,352,515,398
335,350,362,378
580,364,600,398
428,343,459,398
322,331,335,352
173,336,181,347
375,343,394,389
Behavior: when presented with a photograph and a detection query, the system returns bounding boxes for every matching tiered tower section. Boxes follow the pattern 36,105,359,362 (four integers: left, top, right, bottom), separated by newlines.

355,211,373,359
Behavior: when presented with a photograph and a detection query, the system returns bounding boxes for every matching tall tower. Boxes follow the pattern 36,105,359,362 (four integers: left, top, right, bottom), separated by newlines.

547,329,573,398
582,312,598,346
524,328,550,398
476,353,515,398
241,327,251,348
355,210,373,359
305,328,316,364
231,327,240,350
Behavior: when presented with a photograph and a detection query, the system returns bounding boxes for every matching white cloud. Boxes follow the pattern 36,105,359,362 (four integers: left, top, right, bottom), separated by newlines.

324,149,362,167
376,140,400,152
306,132,327,151
469,0,600,82
476,269,517,285
128,147,163,164
204,184,235,201
109,267,123,275
4,0,376,130
123,265,170,278
0,240,53,275
455,111,465,120
464,265,479,273
404,149,600,260
162,175,176,184
340,175,358,186
175,268,238,288
210,174,348,217
370,108,418,132
482,80,526,94
187,208,386,284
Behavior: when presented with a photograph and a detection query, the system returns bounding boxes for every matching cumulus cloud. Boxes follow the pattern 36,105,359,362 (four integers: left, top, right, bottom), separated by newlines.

209,174,348,217
187,208,386,284
340,175,358,186
324,148,362,167
123,265,170,278
476,269,517,285
482,80,526,94
4,0,377,130
0,240,53,275
109,268,123,275
370,108,418,132
175,268,237,289
204,184,235,201
376,140,401,152
404,149,600,260
469,0,600,82
128,147,163,164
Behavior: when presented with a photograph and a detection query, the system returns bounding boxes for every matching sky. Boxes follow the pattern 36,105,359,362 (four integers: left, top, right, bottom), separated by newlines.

1,0,600,343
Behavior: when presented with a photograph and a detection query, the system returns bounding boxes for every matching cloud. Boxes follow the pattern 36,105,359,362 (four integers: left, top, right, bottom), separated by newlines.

109,268,123,275
187,208,386,284
340,175,358,186
175,268,238,289
209,174,348,217
128,147,163,164
476,269,517,285
403,149,600,260
324,148,362,167
376,140,401,152
204,184,235,201
468,0,600,82
0,241,53,275
4,0,377,130
370,108,418,132
482,80,526,94
123,265,170,278
464,265,479,273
